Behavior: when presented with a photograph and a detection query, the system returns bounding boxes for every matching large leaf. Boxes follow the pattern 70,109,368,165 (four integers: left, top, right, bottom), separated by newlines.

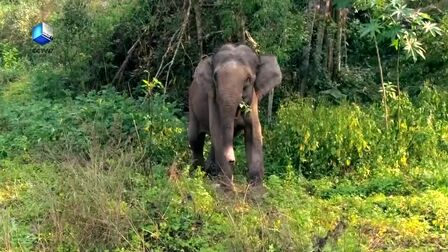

360,19,381,38
320,88,347,100
422,21,442,37
334,0,352,9
403,32,426,62
378,24,402,43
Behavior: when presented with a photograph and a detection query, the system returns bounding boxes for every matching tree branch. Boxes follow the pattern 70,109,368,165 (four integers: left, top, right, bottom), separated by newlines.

111,37,141,86
164,0,192,95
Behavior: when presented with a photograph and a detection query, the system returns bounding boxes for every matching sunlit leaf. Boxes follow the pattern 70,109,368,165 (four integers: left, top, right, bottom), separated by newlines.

391,4,413,21
403,33,426,62
418,12,432,20
390,0,403,8
392,39,400,50
422,21,442,37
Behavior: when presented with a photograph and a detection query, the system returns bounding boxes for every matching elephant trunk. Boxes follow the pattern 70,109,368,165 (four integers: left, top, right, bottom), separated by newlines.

218,99,239,164
212,64,246,186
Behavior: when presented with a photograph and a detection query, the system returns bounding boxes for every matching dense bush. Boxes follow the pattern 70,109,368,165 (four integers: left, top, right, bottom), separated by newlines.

265,99,376,178
265,86,448,179
0,85,186,165
2,74,448,251
0,43,26,85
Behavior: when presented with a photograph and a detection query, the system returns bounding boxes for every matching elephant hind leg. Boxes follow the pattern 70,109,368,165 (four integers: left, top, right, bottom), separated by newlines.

205,146,218,176
188,119,205,169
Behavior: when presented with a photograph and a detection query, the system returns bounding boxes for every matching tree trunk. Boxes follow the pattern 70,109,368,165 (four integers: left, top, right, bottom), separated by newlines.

299,0,317,96
193,0,203,59
314,0,327,71
341,9,348,68
374,35,389,129
323,0,333,75
335,9,343,73
327,31,335,78
240,15,246,42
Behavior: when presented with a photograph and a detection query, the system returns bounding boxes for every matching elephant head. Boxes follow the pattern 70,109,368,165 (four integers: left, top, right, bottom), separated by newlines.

188,44,282,190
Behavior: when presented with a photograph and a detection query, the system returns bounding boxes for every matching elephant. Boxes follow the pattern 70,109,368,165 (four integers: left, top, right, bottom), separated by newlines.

188,43,282,190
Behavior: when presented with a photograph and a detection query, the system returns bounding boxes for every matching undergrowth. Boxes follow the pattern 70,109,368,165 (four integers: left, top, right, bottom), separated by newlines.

1,76,448,251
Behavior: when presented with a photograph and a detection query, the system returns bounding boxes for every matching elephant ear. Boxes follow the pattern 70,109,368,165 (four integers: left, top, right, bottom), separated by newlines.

193,56,213,89
255,55,282,100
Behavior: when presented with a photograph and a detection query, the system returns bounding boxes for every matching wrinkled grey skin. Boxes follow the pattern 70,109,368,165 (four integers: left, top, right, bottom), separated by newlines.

188,44,282,190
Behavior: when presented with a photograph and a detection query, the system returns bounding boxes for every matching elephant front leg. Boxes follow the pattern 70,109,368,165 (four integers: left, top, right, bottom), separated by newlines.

244,97,264,186
244,124,264,185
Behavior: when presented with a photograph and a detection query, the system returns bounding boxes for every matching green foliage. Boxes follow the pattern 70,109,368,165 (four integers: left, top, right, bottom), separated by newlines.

2,1,448,251
357,0,442,62
0,79,185,166
2,74,448,251
266,99,378,178
0,43,19,69
141,93,187,165
0,159,57,251
247,0,305,62
398,15,448,90
0,1,52,47
266,86,448,179
0,43,26,85
132,168,229,251
332,67,379,102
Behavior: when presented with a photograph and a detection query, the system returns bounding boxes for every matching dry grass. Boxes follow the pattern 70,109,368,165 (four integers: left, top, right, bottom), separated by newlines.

34,138,148,251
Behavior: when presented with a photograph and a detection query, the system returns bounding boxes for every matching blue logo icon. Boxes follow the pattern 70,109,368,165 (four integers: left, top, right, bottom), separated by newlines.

32,22,53,46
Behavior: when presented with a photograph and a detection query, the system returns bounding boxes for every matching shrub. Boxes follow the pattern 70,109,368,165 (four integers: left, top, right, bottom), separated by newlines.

0,84,186,167
0,43,26,85
265,99,378,178
265,87,448,179
140,93,188,165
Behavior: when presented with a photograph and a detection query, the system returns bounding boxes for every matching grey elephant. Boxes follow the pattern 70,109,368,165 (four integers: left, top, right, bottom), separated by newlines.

188,43,282,190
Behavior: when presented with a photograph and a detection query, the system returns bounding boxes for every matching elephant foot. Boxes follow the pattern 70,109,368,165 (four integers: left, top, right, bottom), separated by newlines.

204,159,219,177
248,170,264,187
211,183,238,198
192,157,205,170
249,179,263,188
216,175,235,192
247,183,267,202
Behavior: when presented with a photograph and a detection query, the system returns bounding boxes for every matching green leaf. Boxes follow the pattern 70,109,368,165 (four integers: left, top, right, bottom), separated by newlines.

418,12,431,20
320,88,347,100
403,33,426,62
422,21,442,37
334,0,352,9
392,39,400,50
390,0,403,7
379,25,402,42
360,19,381,38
